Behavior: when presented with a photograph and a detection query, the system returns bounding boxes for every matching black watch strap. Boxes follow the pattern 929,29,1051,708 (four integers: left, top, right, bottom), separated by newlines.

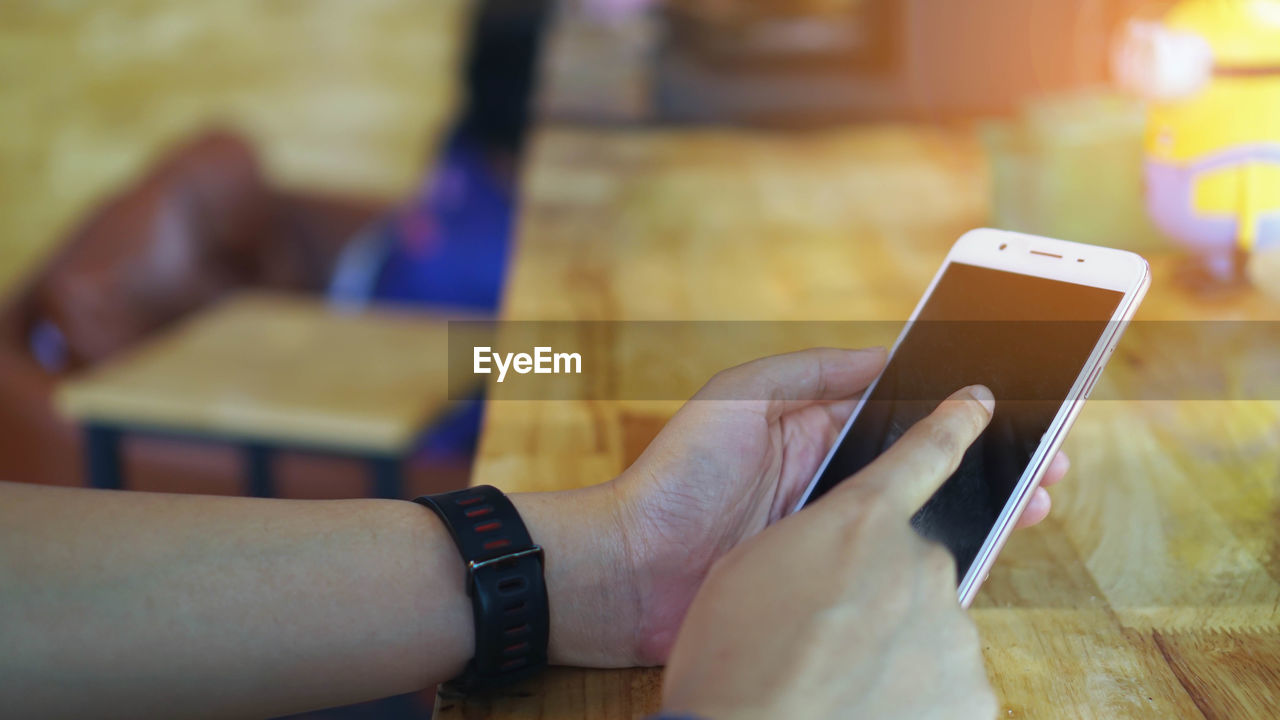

414,485,549,693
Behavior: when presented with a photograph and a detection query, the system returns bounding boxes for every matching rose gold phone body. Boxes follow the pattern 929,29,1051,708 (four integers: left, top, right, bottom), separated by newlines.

793,228,1151,607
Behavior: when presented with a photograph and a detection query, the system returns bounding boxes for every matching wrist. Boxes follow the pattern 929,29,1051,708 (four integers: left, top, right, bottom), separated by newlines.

610,467,721,666
509,483,643,667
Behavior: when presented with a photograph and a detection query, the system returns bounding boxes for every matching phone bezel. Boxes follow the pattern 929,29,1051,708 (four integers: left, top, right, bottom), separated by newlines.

792,228,1151,607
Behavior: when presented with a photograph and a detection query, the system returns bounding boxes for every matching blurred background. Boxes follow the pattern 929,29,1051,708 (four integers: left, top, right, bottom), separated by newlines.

0,0,465,294
2,0,1278,717
0,0,495,500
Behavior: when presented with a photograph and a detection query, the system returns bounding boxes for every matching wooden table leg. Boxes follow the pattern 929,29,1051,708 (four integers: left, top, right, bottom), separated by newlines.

244,444,275,498
84,424,124,490
368,455,404,499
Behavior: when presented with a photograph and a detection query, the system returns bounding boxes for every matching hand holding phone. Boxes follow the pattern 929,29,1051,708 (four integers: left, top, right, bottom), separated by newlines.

606,343,1064,668
662,386,1000,720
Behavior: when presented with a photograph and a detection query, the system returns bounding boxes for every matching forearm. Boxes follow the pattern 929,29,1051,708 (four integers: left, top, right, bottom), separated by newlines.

0,482,470,718
0,481,641,718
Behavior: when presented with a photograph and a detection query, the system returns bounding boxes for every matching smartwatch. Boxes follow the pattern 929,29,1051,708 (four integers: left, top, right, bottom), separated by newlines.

414,485,549,693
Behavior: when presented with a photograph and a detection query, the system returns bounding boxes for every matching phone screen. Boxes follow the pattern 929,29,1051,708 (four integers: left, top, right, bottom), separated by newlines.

802,262,1124,581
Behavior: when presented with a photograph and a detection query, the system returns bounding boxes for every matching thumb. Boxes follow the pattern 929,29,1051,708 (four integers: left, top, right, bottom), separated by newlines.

852,384,995,515
694,347,887,421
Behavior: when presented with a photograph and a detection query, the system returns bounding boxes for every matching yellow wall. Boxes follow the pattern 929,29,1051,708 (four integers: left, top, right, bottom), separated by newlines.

0,0,471,296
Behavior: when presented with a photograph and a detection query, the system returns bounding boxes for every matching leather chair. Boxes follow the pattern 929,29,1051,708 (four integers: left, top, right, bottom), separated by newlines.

0,130,471,496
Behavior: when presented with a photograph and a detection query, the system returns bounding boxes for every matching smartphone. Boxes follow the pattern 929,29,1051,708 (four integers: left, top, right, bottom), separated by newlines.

794,229,1150,606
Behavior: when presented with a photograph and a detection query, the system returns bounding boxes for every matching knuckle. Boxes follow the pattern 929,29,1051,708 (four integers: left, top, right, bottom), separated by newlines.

855,484,899,529
925,399,988,452
835,509,875,553
853,476,892,510
834,521,860,558
924,420,965,460
828,470,891,515
699,365,753,401
832,494,892,557
703,367,737,393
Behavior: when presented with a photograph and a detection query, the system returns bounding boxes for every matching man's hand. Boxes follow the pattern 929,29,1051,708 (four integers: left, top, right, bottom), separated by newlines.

605,347,1065,664
661,385,1001,720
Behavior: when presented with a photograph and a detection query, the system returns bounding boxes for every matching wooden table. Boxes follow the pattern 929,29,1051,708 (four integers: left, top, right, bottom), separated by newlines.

439,126,1280,719
56,293,473,499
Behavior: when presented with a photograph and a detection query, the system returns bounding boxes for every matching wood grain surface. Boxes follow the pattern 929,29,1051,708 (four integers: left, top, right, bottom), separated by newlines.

440,126,1280,719
56,293,477,453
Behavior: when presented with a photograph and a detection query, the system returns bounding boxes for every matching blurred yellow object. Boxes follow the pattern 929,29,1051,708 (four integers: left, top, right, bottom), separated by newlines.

1118,0,1280,282
1191,164,1280,245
